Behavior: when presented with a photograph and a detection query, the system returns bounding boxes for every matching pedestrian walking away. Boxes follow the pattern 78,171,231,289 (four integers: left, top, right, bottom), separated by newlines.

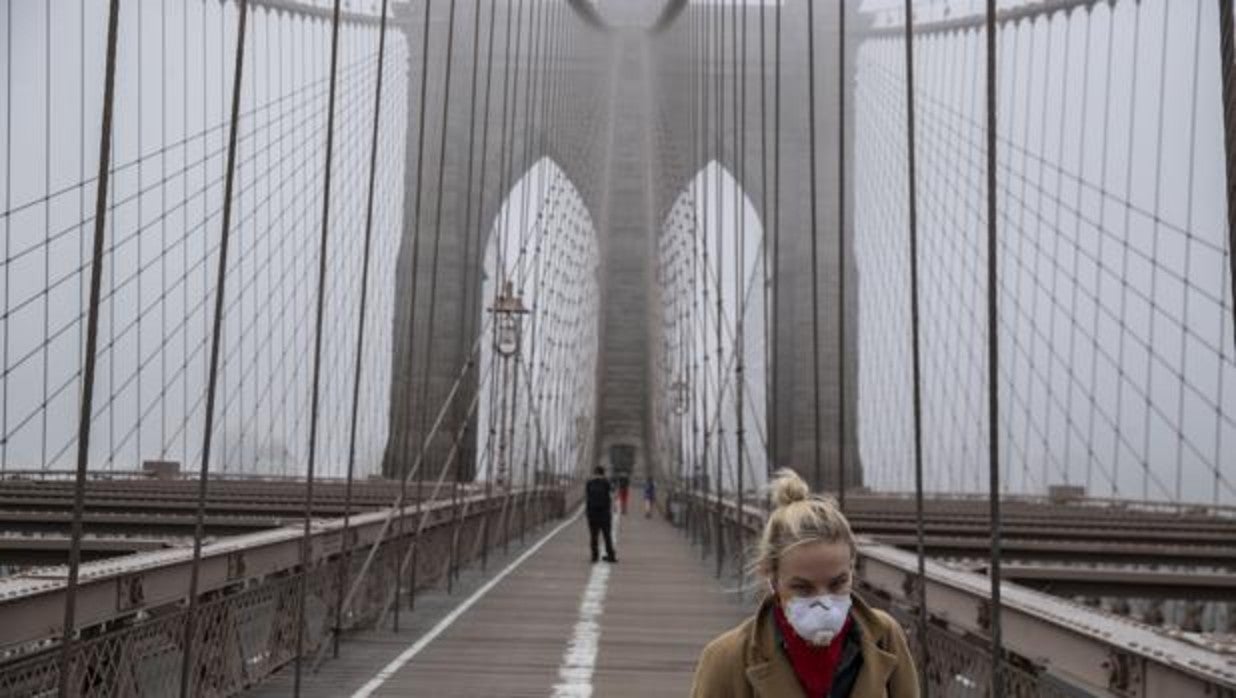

643,477,656,518
585,466,618,563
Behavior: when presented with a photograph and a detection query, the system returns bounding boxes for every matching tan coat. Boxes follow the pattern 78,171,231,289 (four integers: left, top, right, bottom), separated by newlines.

690,593,919,698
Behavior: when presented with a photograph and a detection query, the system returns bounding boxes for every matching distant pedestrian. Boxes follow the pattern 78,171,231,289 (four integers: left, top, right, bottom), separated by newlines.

643,478,656,518
615,474,631,515
585,466,617,563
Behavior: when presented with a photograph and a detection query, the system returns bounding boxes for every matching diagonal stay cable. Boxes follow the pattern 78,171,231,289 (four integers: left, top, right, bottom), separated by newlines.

375,351,498,628
336,178,568,619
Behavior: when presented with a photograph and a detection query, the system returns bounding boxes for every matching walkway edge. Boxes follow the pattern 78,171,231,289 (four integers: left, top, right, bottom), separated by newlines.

350,506,585,698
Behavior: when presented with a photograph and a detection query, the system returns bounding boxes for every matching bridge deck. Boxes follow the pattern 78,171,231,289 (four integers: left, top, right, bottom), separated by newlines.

248,510,750,697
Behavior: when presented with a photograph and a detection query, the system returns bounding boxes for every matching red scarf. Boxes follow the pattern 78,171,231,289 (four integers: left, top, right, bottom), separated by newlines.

773,603,852,698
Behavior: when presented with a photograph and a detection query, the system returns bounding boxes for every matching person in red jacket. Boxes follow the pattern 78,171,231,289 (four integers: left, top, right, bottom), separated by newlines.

614,474,631,515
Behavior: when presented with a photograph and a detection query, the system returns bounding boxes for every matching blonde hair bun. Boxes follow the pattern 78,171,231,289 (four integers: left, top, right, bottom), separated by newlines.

756,468,856,577
769,468,810,508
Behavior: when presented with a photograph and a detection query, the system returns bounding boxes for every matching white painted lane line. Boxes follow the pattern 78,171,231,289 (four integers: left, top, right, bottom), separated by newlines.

350,506,585,698
550,512,622,698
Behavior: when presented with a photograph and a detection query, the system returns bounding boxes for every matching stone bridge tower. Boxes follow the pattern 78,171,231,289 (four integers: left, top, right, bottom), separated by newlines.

384,0,863,495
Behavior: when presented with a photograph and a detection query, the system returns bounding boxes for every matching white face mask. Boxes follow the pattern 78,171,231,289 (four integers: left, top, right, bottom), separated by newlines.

782,593,852,646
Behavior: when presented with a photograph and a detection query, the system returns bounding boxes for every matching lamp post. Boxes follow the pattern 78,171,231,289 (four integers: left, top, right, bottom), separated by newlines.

489,281,528,489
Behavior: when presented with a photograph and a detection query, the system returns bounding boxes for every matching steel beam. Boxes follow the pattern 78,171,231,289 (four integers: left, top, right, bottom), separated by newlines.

872,534,1236,569
860,542,1236,695
985,564,1236,602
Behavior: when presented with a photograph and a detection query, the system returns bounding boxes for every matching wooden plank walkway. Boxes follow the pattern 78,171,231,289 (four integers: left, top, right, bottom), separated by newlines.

247,508,752,697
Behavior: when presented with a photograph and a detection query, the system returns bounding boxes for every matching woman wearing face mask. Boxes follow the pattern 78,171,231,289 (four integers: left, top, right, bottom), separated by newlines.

690,469,919,697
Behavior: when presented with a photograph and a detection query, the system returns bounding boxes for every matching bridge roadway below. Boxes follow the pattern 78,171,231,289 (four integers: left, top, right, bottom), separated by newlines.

247,508,749,697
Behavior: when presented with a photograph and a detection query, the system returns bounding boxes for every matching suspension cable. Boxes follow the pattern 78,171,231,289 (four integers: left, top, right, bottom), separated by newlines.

771,0,781,479
984,0,1005,691
475,0,499,572
806,0,822,493
336,173,562,621
292,1,344,693
902,0,930,693
333,0,391,658
177,1,252,694
410,0,461,614
448,0,488,594
377,352,497,626
758,0,771,505
58,1,123,694
393,0,436,634
514,0,546,547
836,0,848,511
1218,0,1236,353
730,0,743,578
713,0,725,577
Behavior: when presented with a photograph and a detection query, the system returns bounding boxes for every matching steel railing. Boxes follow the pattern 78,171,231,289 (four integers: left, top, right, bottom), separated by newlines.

0,486,566,697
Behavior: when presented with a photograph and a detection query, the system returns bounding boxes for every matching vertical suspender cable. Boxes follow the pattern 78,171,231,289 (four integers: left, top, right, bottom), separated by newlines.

515,0,544,546
683,4,692,538
491,0,517,551
735,0,746,588
694,4,704,532
836,0,847,511
42,2,51,470
758,0,771,507
159,2,169,463
334,0,391,658
713,0,726,579
393,0,435,633
293,1,344,694
701,0,710,552
541,0,557,512
412,0,461,611
692,3,703,543
687,3,696,543
984,1,1004,693
498,0,527,557
178,2,250,695
705,0,714,551
450,0,487,593
771,0,781,480
3,1,10,475
476,0,500,573
536,0,558,514
58,1,122,694
409,0,443,612
1219,0,1236,349
806,0,822,493
902,1,930,693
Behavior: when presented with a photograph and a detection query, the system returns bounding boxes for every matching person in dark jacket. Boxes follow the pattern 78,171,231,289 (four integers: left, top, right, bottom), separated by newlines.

585,466,618,563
